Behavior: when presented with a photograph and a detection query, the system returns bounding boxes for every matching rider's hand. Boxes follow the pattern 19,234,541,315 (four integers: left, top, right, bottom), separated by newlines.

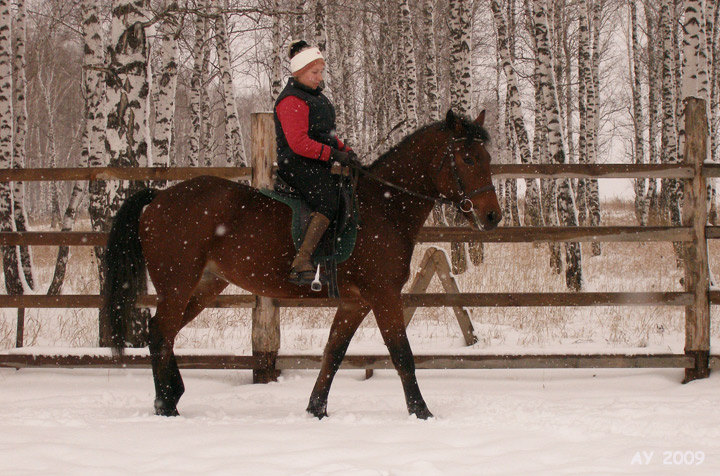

331,149,360,167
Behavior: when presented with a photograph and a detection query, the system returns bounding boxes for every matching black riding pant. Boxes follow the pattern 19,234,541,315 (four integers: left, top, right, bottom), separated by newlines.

277,156,341,221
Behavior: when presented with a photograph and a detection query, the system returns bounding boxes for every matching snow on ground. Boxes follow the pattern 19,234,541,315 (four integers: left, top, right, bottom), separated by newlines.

1,366,720,475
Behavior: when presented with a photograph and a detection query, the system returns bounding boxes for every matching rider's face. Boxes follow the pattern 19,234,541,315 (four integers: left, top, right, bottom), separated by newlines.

295,61,325,90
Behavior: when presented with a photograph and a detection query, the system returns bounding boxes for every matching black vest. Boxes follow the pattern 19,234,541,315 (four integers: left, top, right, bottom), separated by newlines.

274,78,337,169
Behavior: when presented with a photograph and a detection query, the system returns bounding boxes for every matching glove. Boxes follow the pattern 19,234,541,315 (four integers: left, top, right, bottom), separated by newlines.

331,148,360,167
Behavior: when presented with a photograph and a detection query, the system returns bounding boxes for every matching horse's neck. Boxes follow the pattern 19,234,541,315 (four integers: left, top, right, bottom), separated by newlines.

361,134,440,240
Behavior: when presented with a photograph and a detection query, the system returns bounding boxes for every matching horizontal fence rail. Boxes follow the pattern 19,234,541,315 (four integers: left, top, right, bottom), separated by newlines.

0,352,700,370
4,226,720,246
4,291,720,309
2,163,720,182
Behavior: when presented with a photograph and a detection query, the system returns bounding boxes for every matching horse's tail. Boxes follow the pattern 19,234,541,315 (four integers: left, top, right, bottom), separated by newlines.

104,188,158,354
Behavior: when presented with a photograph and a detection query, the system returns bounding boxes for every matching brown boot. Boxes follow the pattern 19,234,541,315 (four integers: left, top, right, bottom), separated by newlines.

289,212,331,285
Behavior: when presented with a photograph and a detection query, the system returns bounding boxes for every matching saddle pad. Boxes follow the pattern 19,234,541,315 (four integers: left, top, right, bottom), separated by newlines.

258,188,358,265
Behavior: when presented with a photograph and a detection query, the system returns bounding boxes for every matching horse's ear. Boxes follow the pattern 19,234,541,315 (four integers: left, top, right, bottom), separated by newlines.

474,110,486,127
446,109,462,133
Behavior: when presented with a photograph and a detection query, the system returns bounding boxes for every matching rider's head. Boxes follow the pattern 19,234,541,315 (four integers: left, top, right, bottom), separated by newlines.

289,40,325,90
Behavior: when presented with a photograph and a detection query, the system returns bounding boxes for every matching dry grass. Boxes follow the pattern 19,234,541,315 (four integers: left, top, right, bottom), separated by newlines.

0,202,717,353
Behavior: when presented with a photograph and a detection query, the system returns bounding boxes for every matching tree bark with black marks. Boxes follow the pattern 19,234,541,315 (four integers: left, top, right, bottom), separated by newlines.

534,0,582,290
105,0,152,347
11,0,33,290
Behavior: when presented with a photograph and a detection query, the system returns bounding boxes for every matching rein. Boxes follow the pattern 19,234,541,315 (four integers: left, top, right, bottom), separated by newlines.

347,137,495,213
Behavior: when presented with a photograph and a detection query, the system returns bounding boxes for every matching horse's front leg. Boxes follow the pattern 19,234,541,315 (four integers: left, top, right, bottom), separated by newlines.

307,298,370,419
370,291,433,419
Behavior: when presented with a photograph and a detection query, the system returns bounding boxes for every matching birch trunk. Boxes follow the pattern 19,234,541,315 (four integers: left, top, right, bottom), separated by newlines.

681,0,710,101
291,0,305,40
270,0,282,100
216,5,245,165
630,0,647,226
315,0,331,95
587,0,602,256
37,69,62,228
82,0,111,345
491,0,542,227
681,0,711,224
709,2,719,222
646,2,662,225
188,0,207,166
0,0,24,300
47,183,85,296
577,2,590,227
153,3,178,168
11,0,33,289
449,0,479,270
399,0,419,131
534,0,582,290
422,0,440,122
660,0,680,229
105,0,151,347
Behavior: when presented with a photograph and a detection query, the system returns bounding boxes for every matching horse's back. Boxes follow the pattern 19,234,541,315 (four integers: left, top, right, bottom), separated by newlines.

139,175,297,295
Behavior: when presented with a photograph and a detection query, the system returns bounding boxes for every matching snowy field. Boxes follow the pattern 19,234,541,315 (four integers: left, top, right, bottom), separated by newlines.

3,203,720,474
1,366,720,475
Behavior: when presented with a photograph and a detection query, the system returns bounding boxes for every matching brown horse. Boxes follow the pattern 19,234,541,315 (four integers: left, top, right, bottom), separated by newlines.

105,109,501,418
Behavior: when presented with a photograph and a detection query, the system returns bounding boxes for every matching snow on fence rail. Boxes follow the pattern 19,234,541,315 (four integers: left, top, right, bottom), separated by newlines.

0,107,714,382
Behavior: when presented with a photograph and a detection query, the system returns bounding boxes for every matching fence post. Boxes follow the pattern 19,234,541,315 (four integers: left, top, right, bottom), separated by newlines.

251,112,281,383
682,98,710,382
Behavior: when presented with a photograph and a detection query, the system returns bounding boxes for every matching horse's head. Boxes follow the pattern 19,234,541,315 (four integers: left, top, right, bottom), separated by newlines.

432,110,502,230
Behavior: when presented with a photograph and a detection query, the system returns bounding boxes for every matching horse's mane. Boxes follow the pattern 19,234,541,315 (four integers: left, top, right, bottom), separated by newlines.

367,114,491,171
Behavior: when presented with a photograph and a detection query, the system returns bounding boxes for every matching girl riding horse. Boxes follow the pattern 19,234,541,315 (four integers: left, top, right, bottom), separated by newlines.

275,40,359,286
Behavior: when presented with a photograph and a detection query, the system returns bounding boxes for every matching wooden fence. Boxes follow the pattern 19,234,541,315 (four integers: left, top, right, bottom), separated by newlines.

0,104,717,383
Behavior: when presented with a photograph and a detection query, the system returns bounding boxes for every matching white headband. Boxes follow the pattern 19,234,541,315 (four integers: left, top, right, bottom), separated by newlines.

290,47,324,73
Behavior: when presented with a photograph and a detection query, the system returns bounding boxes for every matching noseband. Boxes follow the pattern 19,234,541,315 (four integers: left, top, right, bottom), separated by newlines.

350,137,495,213
439,137,496,213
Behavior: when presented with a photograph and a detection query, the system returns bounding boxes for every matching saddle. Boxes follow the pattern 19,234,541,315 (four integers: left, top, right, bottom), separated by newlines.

259,167,360,298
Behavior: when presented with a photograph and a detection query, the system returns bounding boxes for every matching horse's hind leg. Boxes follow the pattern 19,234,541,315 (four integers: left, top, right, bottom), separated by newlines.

370,292,432,419
148,295,191,417
307,299,370,419
150,276,229,417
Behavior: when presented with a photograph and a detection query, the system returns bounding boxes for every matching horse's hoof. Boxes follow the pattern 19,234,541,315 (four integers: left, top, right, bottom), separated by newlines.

410,407,434,420
154,399,179,417
306,404,328,420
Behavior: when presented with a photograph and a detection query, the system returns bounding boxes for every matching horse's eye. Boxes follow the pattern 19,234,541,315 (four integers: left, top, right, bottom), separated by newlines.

462,155,475,166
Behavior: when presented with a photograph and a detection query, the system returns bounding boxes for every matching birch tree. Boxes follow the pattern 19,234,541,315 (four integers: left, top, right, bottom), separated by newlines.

105,0,152,346
188,0,208,166
448,0,478,271
0,0,24,300
270,0,282,100
422,0,440,122
708,2,719,222
586,0,602,256
659,0,680,228
399,0,419,132
153,1,179,168
491,0,542,227
216,3,245,165
534,0,582,290
37,63,62,228
577,1,590,227
12,0,33,289
82,0,111,344
645,1,662,225
630,0,647,225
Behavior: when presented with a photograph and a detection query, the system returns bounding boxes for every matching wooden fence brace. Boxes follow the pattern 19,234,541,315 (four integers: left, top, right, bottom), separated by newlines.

682,98,711,382
403,247,477,346
250,112,281,383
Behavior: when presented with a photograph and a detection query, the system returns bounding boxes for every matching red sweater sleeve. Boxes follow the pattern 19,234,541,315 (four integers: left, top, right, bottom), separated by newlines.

276,96,333,161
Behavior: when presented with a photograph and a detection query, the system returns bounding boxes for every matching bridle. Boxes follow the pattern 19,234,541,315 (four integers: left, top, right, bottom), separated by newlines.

348,137,496,214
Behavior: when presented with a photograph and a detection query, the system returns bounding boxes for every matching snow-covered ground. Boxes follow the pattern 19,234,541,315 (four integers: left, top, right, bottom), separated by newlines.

1,366,719,475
